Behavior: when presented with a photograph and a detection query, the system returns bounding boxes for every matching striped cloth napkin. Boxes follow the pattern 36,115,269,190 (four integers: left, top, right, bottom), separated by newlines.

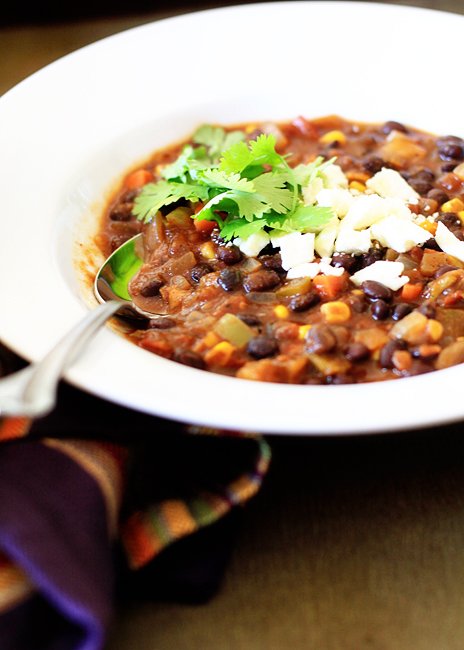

0,343,270,650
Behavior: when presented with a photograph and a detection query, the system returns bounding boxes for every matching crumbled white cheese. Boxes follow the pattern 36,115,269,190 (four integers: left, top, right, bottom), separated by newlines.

318,262,345,277
286,262,321,279
286,261,344,279
314,225,340,259
370,215,432,252
320,164,349,189
302,176,324,205
278,231,315,270
315,188,357,218
335,228,372,254
434,221,464,263
234,231,270,257
341,194,413,230
366,168,420,202
350,260,409,291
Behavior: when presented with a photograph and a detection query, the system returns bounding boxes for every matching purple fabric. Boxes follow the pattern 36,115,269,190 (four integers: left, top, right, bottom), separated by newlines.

0,441,113,650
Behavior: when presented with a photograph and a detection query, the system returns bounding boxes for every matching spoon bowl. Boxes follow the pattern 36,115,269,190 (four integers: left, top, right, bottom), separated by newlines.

0,233,154,418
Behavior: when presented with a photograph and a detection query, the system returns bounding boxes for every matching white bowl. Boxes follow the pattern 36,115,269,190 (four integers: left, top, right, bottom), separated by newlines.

1,1,464,435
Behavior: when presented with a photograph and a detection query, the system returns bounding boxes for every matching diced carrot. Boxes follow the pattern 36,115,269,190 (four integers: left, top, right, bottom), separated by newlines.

313,274,347,300
125,169,154,190
194,218,217,234
400,282,424,302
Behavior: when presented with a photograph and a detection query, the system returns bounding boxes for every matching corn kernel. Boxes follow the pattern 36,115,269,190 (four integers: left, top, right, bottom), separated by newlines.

459,211,464,222
320,301,351,324
204,341,236,366
298,324,312,339
349,180,366,193
274,305,289,319
426,319,444,343
245,124,257,134
419,220,438,235
200,241,216,260
441,198,464,213
319,130,347,144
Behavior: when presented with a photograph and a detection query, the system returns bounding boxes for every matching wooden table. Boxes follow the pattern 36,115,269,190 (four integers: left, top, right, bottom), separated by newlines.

2,2,464,648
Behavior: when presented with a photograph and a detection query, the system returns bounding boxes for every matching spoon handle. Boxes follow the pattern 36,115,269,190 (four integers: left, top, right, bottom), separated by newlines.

0,301,120,419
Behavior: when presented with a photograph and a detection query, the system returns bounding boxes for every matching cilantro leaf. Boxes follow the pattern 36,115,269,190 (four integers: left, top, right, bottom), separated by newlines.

193,125,246,163
292,156,337,187
220,217,268,242
132,181,209,223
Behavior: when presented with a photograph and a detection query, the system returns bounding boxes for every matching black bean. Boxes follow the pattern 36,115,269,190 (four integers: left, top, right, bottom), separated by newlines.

402,361,434,377
172,349,206,370
411,169,435,183
434,264,459,279
237,314,261,327
441,162,458,173
438,144,464,161
358,249,384,269
258,254,285,274
218,268,241,291
332,252,358,274
109,202,134,221
345,342,369,362
418,300,436,319
217,244,242,265
408,178,433,195
391,303,413,321
140,278,163,297
247,337,278,359
423,237,441,251
243,270,280,293
436,135,464,148
427,188,449,205
289,291,320,312
371,299,390,320
362,280,392,301
148,317,176,330
190,263,213,283
383,120,408,134
436,212,461,229
362,154,384,174
305,325,337,354
452,229,464,241
379,339,407,369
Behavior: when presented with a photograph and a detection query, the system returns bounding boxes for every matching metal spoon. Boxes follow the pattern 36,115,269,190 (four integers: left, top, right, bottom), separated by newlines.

0,233,151,419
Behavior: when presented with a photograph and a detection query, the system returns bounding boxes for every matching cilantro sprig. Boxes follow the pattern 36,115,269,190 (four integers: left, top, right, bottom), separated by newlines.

132,124,335,243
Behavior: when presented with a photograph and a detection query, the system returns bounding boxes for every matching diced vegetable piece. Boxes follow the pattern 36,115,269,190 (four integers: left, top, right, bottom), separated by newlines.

436,340,464,370
125,169,154,190
400,282,424,302
307,353,351,376
275,276,313,297
166,206,194,228
353,328,390,351
419,250,449,277
213,313,254,348
204,341,237,366
390,310,428,345
424,269,464,299
313,273,347,300
236,355,308,383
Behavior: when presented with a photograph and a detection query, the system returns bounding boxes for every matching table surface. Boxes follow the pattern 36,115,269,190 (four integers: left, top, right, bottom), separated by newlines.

3,2,464,648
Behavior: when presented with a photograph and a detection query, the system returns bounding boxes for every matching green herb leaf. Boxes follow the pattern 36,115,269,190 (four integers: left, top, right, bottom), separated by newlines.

132,181,209,223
